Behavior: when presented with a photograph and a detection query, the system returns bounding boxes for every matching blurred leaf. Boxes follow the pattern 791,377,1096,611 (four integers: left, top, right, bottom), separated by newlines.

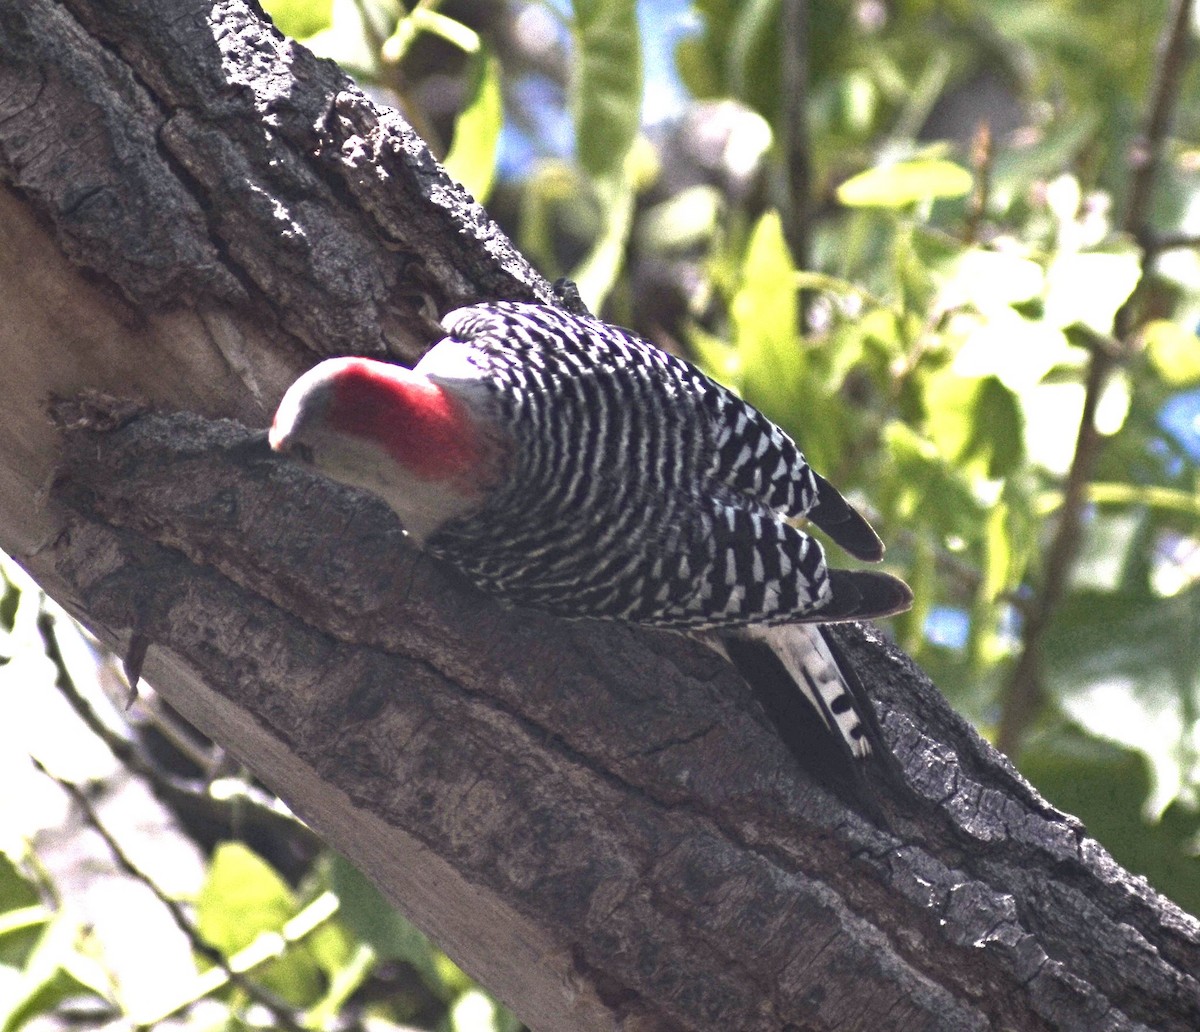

1023,381,1087,475
305,0,395,75
926,373,1025,479
571,0,642,181
970,376,1025,478
726,0,779,102
729,210,802,413
637,185,722,253
1045,586,1200,817
444,51,503,204
991,110,1101,193
326,854,445,993
938,250,1044,312
409,7,480,52
687,322,741,385
1021,729,1200,916
262,0,333,41
384,6,482,64
1044,248,1141,334
567,0,643,310
1094,367,1132,436
570,169,636,312
305,941,374,1027
196,843,321,1005
0,866,48,986
0,917,107,1032
882,421,983,542
837,159,973,208
1145,320,1200,386
951,312,1076,391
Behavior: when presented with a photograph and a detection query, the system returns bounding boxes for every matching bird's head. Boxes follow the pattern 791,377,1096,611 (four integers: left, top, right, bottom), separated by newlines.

270,357,498,542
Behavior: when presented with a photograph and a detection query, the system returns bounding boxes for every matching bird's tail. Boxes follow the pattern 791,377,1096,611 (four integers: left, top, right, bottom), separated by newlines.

715,623,884,769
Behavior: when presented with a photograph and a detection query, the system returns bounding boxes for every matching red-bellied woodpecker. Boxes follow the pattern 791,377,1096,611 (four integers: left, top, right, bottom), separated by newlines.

270,302,911,760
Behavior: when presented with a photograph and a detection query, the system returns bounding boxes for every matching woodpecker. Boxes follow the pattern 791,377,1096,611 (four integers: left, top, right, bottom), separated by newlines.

270,302,911,760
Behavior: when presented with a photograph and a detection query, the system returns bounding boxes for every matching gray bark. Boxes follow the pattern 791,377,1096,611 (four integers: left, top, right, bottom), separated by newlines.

1,1,1198,1030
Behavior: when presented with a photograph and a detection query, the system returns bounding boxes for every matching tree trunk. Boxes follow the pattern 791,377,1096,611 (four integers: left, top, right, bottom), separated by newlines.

1,2,1197,1030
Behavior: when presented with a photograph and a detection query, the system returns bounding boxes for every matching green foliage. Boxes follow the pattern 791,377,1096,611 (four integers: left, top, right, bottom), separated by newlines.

837,158,974,208
444,51,503,203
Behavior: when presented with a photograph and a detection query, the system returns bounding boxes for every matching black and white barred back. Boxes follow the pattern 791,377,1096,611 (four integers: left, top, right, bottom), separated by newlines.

419,302,895,633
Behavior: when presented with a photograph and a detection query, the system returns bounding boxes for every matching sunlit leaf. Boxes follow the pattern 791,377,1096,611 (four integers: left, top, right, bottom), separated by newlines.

1145,320,1200,386
1023,382,1086,475
1044,248,1141,334
951,312,1077,391
926,372,1024,479
730,210,803,415
837,159,973,208
195,843,320,1004
0,917,106,1032
939,250,1044,311
410,7,481,53
1094,368,1131,436
444,51,503,203
383,7,481,64
262,0,333,41
881,421,982,541
636,185,722,253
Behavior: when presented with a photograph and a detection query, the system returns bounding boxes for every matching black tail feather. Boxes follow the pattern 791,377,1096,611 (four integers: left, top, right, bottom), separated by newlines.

821,569,913,622
806,471,885,562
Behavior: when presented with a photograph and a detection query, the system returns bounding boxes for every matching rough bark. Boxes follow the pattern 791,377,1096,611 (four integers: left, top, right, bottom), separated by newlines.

1,2,1198,1030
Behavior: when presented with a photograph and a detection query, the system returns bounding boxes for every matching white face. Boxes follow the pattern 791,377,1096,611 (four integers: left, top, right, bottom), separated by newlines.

270,361,481,544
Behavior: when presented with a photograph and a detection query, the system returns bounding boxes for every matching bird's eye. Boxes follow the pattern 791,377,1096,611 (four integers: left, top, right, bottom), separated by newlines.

293,442,315,464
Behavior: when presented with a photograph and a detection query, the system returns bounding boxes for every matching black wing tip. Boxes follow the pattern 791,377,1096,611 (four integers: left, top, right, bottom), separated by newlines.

807,472,886,562
823,569,913,622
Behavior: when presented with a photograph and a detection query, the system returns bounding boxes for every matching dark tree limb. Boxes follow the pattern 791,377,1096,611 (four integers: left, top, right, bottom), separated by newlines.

1,2,1198,1030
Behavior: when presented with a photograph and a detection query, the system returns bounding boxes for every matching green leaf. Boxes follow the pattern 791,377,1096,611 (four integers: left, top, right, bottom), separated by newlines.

973,376,1025,478
939,249,1044,312
325,855,445,993
1021,729,1200,916
0,853,42,956
0,917,106,1032
569,168,636,313
566,0,643,310
726,0,779,102
261,0,333,41
1144,319,1200,386
837,159,973,208
444,51,503,204
1045,586,1200,817
1043,248,1141,334
571,0,643,181
881,421,982,542
925,372,1024,479
195,843,320,1005
729,210,802,414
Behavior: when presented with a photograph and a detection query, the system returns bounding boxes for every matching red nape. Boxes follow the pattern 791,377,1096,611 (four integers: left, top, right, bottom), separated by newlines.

327,359,481,481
